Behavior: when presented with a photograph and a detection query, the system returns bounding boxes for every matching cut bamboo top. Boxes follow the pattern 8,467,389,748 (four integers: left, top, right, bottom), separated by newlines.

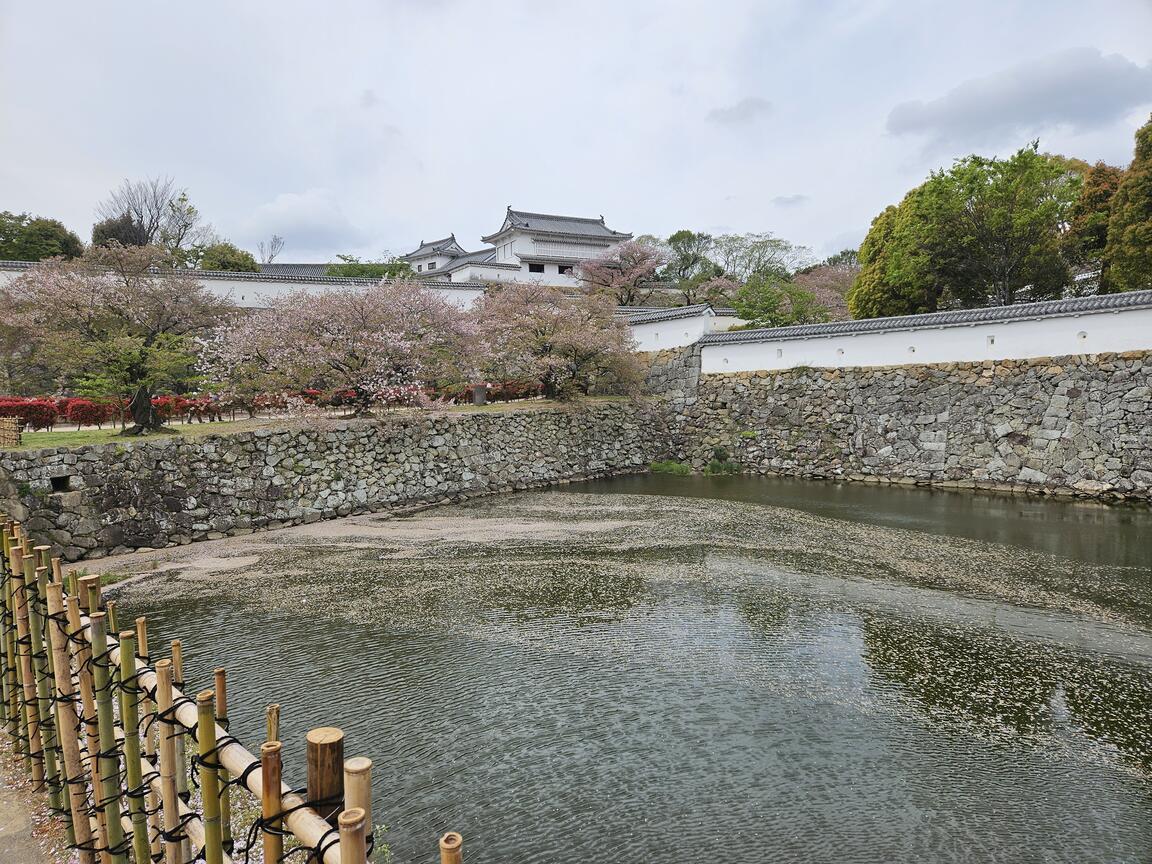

307,727,344,746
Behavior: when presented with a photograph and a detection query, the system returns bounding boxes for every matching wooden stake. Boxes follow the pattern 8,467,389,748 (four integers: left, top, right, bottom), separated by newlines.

11,557,45,784
214,668,233,852
134,616,162,862
266,703,280,742
117,631,151,864
45,583,96,864
89,612,128,864
439,831,463,864
78,574,101,613
32,544,51,572
171,639,189,803
155,659,182,864
196,690,225,864
1,536,21,751
338,808,367,864
306,727,345,824
65,595,110,863
343,757,372,836
260,741,284,864
29,562,64,819
77,615,346,864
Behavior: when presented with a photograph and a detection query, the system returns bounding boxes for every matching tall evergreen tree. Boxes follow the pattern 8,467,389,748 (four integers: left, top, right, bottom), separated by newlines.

1104,115,1152,292
1063,161,1124,291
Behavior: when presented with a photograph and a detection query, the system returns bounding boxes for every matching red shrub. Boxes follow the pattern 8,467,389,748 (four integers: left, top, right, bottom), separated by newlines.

151,395,190,421
0,399,58,431
65,399,114,429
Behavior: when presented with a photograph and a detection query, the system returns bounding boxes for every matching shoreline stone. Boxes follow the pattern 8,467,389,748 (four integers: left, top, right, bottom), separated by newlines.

0,402,662,561
655,349,1152,504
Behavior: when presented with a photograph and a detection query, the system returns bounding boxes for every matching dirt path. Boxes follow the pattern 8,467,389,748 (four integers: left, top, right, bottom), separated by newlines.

0,752,64,864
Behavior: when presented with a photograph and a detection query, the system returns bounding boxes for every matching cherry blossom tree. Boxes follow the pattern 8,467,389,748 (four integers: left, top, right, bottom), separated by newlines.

11,243,235,433
211,280,476,415
473,282,641,399
577,240,668,306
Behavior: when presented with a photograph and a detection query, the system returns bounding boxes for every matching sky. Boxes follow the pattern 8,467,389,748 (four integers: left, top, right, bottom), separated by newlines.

2,0,1151,263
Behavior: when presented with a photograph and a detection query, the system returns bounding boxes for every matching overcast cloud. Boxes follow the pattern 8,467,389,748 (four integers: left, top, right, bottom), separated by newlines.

1,0,1150,261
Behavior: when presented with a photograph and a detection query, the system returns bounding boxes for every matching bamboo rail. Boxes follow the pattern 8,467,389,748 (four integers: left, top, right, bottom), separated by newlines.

0,514,434,864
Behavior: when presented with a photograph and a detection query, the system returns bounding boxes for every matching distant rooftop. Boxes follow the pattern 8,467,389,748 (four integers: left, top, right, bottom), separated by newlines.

701,290,1152,346
259,262,331,277
399,235,468,261
482,207,632,243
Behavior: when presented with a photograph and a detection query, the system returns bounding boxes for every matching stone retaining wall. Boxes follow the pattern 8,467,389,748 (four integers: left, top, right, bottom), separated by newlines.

0,402,660,560
677,351,1152,500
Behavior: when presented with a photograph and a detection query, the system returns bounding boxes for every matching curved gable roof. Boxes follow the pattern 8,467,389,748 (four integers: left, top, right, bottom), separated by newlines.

482,207,632,243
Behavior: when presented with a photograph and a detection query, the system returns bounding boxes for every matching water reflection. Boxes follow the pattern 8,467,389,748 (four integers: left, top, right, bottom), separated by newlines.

578,473,1152,568
109,483,1152,863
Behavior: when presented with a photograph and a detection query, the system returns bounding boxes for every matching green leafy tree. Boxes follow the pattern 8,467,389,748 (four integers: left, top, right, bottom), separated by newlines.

665,230,715,281
1062,161,1124,283
0,212,83,261
1105,115,1152,292
848,144,1080,318
662,229,722,302
92,213,150,248
824,248,859,267
325,254,413,278
199,241,259,272
847,202,939,318
734,272,829,328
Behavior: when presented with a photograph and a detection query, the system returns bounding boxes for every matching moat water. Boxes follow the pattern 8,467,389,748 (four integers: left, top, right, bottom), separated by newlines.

112,476,1152,863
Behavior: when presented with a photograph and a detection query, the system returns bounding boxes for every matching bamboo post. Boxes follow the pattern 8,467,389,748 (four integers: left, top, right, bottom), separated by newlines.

0,550,10,746
117,631,151,864
307,727,345,824
171,639,189,802
33,544,51,572
214,668,233,852
65,595,110,862
196,690,225,864
439,831,463,864
29,561,64,819
9,540,31,767
0,527,13,743
135,616,162,862
1,536,20,751
51,556,63,583
155,659,182,864
78,573,101,613
338,808,367,864
11,556,45,784
45,583,96,864
343,758,372,836
266,703,280,742
89,612,128,864
78,614,347,864
260,742,284,864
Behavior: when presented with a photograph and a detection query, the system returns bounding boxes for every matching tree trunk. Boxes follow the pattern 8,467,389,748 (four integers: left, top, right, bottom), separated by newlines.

122,385,161,435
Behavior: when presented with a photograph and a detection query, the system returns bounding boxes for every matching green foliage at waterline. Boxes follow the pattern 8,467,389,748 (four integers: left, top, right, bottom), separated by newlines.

706,445,740,475
650,460,692,475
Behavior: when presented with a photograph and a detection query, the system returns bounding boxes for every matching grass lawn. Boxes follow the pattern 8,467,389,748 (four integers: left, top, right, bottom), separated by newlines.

445,395,626,413
10,418,285,451
4,398,625,451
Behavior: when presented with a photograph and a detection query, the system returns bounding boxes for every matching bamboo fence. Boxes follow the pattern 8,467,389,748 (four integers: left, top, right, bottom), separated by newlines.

0,514,465,864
